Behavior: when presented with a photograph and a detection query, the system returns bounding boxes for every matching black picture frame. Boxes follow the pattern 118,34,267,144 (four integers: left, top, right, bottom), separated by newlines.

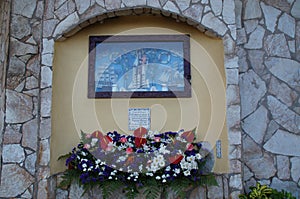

88,34,191,98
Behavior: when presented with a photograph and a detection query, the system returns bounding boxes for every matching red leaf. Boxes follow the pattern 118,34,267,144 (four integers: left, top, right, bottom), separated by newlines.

181,131,195,142
169,154,184,164
134,127,148,138
134,137,147,148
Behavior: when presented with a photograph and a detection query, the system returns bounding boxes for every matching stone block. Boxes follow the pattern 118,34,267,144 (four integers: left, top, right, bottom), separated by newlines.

260,2,281,33
6,90,33,123
210,0,222,16
175,0,190,11
264,129,300,156
277,155,290,180
207,176,224,198
0,164,35,197
53,12,80,38
278,13,296,38
226,85,240,106
38,139,50,166
265,57,300,91
163,1,180,14
244,0,261,20
10,38,38,56
11,15,31,40
105,0,121,10
291,0,300,19
269,76,297,107
291,157,300,182
22,118,38,151
41,66,52,88
202,12,227,36
264,34,291,58
240,70,266,118
3,124,21,144
12,0,36,18
39,118,51,139
229,174,242,190
222,0,235,24
267,96,300,133
25,153,37,176
244,25,265,49
41,88,52,117
243,105,268,144
2,144,25,163
183,4,203,22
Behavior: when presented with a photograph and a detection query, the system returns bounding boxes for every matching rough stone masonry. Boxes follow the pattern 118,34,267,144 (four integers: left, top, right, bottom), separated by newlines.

0,0,299,198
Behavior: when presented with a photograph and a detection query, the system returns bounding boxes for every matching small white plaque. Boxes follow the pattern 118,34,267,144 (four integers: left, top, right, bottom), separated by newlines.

128,108,151,130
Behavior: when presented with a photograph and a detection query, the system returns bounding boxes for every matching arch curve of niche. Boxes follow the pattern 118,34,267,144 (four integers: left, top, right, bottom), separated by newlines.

48,4,240,190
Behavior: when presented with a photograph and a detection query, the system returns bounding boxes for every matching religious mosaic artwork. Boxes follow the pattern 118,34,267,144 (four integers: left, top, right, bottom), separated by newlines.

88,35,191,98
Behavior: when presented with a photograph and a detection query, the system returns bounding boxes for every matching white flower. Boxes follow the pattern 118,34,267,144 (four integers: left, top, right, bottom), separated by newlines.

195,153,202,160
186,156,195,162
82,163,87,168
118,156,126,162
156,176,161,180
95,159,101,164
146,172,154,176
91,138,98,147
166,166,171,171
158,144,170,154
184,170,190,176
174,168,180,174
108,176,112,179
162,179,166,183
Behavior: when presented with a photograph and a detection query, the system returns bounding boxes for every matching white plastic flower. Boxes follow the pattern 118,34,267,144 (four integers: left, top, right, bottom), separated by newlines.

91,138,98,147
195,153,202,160
186,155,195,162
184,170,190,176
158,144,170,154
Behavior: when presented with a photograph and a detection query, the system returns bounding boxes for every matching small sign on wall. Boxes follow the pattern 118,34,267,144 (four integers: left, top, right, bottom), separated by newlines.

128,108,151,130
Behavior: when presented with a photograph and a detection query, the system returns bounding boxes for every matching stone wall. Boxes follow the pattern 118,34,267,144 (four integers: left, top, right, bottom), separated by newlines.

0,0,44,198
0,0,299,198
0,0,10,173
238,0,300,196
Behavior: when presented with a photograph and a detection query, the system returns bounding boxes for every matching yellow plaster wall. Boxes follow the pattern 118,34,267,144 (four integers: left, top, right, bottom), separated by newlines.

51,16,228,174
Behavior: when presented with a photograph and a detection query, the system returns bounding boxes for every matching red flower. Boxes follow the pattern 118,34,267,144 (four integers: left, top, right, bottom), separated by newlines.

119,137,127,143
181,130,195,142
126,147,133,154
91,130,103,139
135,137,147,148
134,127,147,138
169,154,184,164
99,135,113,150
186,143,194,151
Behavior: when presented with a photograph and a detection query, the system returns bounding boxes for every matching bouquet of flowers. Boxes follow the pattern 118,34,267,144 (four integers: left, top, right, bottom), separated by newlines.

59,127,217,199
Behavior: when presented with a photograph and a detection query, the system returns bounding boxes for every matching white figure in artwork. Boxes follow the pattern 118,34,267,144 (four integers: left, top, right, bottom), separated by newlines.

128,53,149,90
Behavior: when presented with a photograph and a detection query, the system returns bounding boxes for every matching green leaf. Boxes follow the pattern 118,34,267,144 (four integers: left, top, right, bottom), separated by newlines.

57,152,72,161
191,127,197,141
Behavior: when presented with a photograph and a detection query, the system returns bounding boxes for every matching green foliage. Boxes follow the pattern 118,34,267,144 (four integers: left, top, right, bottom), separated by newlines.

239,182,296,199
270,189,296,199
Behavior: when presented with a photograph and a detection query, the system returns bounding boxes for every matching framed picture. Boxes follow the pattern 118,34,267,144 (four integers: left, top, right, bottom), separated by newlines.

88,34,191,98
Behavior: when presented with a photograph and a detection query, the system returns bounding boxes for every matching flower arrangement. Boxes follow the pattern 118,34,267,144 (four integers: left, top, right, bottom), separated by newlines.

59,127,217,198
